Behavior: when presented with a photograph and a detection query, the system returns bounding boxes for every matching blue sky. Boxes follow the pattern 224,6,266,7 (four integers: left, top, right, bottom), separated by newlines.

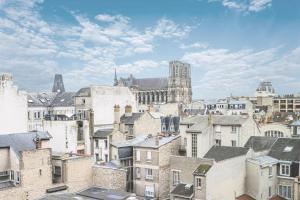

0,0,300,99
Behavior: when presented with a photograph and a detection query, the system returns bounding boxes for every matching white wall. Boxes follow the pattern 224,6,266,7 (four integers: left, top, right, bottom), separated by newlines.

0,75,27,134
91,86,137,126
206,155,248,200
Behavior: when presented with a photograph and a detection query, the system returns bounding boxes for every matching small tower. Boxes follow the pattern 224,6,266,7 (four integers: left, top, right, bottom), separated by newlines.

52,74,65,93
113,68,118,86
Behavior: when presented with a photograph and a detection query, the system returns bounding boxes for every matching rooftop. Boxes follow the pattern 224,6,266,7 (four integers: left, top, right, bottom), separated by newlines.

170,184,194,198
236,194,255,200
120,113,143,125
248,156,278,167
193,164,212,176
204,146,249,162
268,138,300,161
134,135,180,148
94,129,114,139
244,136,277,152
0,132,51,157
39,186,134,200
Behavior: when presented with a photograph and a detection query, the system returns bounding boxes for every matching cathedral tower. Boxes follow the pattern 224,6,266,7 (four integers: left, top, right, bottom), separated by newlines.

167,61,192,104
52,74,65,93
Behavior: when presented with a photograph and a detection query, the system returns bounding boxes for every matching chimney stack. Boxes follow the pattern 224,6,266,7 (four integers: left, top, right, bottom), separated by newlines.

125,105,133,117
114,105,121,130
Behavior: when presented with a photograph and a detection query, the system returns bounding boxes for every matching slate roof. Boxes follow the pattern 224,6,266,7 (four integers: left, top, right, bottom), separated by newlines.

170,184,194,198
134,135,180,148
204,146,249,162
119,76,168,91
212,115,248,125
51,92,75,107
268,138,300,161
118,146,133,160
120,113,143,125
75,87,91,97
181,115,205,125
27,92,57,107
94,129,114,139
161,116,180,133
244,136,277,152
0,132,52,157
39,186,132,200
186,116,209,133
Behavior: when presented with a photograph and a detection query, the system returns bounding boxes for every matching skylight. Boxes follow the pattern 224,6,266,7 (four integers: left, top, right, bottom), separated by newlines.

283,146,293,152
28,99,33,103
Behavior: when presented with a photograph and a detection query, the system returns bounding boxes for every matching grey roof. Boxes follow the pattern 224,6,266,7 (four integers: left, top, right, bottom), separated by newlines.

212,115,248,125
134,135,180,148
27,92,57,107
248,156,278,167
204,146,249,162
119,76,168,91
75,87,91,97
0,132,51,157
181,115,205,125
256,81,275,93
118,146,133,160
51,92,75,107
94,129,114,139
268,138,300,161
186,116,209,133
161,116,180,133
244,136,277,152
120,113,143,125
40,187,132,200
170,184,194,198
291,120,300,126
111,136,147,148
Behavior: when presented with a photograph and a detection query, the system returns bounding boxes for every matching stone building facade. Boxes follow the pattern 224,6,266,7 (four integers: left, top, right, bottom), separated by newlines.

115,61,192,105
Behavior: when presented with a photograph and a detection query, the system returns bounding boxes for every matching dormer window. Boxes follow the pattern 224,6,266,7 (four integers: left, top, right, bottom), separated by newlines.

280,164,290,176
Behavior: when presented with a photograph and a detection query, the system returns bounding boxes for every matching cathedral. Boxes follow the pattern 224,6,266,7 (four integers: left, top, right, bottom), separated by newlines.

114,60,192,105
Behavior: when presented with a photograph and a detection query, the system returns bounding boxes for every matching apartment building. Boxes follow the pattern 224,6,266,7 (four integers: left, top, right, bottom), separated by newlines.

0,73,28,134
0,132,52,200
268,138,300,200
182,115,260,158
133,135,181,199
169,146,251,200
273,95,300,113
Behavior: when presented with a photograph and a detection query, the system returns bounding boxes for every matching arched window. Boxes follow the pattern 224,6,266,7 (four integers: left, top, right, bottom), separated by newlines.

264,130,284,138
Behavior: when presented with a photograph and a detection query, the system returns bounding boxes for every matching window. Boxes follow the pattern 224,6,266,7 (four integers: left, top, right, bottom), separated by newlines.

269,166,273,177
269,186,272,197
231,140,237,147
196,177,202,188
39,169,42,176
136,167,141,179
145,186,155,197
104,140,108,149
95,153,100,161
278,185,292,199
215,139,221,146
145,168,153,180
136,150,140,161
280,164,290,176
173,171,180,186
147,151,152,161
231,126,237,133
192,134,197,158
95,140,99,149
105,154,108,162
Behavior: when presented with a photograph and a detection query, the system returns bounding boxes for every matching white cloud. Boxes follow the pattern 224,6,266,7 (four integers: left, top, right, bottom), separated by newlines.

209,0,273,13
180,42,208,49
0,1,191,91
182,47,300,98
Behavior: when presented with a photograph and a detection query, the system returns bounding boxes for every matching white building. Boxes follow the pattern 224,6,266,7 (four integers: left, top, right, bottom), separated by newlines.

0,74,27,134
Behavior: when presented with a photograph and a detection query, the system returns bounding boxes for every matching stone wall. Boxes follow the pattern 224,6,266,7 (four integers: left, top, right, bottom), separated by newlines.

93,165,127,191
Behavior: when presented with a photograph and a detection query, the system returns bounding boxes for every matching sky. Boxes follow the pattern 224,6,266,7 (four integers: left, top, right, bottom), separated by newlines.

0,0,300,99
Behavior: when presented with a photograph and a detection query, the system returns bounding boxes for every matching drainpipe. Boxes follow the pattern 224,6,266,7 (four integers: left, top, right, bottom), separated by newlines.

89,109,94,155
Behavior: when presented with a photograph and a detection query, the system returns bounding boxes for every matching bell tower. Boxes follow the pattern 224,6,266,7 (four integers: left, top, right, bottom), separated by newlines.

167,61,192,104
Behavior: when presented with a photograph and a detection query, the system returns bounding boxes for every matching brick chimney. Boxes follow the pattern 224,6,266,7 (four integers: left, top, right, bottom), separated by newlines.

125,105,133,117
114,105,121,124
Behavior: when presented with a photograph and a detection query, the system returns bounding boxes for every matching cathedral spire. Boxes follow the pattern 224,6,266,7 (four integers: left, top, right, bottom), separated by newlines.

114,68,118,86
52,74,65,93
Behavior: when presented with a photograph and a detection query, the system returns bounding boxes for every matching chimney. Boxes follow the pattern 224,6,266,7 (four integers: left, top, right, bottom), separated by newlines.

114,105,120,129
155,133,160,146
125,105,132,117
52,74,65,93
